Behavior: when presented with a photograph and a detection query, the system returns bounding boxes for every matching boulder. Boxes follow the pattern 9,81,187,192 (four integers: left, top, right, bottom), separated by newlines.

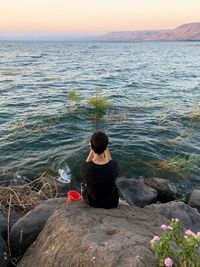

0,212,24,240
18,200,170,267
146,201,200,233
0,171,24,186
10,198,64,259
141,178,178,202
116,177,158,207
188,189,200,212
0,234,9,267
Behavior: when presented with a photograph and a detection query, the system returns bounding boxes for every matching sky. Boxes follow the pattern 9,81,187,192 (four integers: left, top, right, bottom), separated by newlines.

0,0,200,38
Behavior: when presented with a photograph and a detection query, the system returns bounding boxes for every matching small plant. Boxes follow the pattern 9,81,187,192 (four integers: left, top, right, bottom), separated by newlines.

10,120,25,135
88,88,108,115
190,111,200,120
68,90,81,104
140,154,198,173
151,218,200,267
166,154,198,173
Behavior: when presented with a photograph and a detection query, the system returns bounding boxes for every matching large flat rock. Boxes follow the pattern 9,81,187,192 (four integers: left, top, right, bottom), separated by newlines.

18,200,170,267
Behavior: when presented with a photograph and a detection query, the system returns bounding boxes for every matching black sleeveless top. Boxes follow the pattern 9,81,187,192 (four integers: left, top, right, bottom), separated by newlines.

81,160,119,209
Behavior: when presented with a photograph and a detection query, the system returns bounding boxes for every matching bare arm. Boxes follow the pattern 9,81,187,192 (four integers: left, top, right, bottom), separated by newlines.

104,147,112,161
86,149,94,162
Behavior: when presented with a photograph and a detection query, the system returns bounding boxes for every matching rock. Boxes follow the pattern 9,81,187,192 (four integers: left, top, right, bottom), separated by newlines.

0,234,9,267
0,212,24,240
188,189,200,212
116,177,158,207
146,201,200,233
0,171,24,186
141,178,178,202
18,200,169,267
10,198,64,259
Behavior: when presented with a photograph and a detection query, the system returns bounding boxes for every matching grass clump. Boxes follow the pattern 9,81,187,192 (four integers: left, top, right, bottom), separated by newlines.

10,120,25,134
68,90,81,104
140,154,198,174
88,89,108,116
189,110,200,120
187,104,200,121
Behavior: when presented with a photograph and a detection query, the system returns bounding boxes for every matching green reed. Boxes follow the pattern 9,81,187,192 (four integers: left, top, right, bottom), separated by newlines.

68,89,81,104
140,154,198,174
88,89,108,114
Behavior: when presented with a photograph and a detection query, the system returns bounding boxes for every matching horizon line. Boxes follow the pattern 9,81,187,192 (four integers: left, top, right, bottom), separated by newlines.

0,21,200,41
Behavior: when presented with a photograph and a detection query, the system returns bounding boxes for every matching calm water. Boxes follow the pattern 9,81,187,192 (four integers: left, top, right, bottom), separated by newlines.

0,41,200,191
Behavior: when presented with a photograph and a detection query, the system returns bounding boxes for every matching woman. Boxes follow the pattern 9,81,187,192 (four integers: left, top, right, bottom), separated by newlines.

81,131,119,209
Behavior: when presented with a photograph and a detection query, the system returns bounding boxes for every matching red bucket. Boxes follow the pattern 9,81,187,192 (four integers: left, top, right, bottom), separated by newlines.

66,190,80,204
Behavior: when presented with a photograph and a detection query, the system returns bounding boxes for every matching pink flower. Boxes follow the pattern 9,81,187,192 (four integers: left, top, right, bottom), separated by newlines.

150,235,160,246
161,224,168,230
164,258,173,267
185,229,195,236
153,235,160,241
194,232,200,240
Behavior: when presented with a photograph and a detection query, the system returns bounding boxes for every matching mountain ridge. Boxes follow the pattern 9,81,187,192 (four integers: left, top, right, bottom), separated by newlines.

99,22,200,41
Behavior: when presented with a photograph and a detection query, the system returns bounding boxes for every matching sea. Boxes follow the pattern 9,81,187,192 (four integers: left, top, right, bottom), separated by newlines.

0,41,200,192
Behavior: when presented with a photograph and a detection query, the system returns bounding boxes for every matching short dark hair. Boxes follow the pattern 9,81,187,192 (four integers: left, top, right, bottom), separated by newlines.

90,131,108,155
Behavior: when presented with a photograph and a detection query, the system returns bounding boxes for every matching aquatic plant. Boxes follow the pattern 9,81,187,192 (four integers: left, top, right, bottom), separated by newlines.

104,112,129,123
168,154,198,173
31,123,46,133
189,109,200,120
88,88,108,115
140,154,198,173
151,218,200,267
169,127,193,144
10,120,25,135
68,90,81,104
185,102,200,121
64,105,78,113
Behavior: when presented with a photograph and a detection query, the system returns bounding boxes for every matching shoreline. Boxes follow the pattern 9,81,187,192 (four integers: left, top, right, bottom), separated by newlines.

0,172,200,266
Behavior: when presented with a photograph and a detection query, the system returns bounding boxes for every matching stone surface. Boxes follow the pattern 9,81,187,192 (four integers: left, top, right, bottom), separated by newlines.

0,234,9,267
0,212,24,240
188,189,200,213
146,201,200,233
18,200,171,267
0,171,24,186
116,177,158,207
142,178,178,202
10,198,64,259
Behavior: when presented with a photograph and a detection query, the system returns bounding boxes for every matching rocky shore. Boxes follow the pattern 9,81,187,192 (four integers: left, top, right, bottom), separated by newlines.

0,172,200,267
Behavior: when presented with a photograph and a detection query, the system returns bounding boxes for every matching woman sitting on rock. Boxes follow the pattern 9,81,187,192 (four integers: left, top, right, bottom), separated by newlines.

81,131,119,209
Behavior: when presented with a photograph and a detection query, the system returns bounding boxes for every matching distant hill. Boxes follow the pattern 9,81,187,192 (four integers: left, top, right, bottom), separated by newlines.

99,22,200,41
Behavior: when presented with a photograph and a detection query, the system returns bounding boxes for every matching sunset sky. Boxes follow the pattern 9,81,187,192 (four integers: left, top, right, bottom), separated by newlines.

0,0,200,38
